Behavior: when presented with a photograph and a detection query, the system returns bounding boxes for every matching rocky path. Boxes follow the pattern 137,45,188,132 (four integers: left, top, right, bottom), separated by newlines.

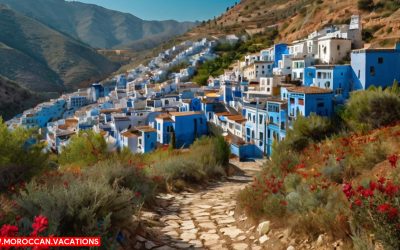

135,159,264,250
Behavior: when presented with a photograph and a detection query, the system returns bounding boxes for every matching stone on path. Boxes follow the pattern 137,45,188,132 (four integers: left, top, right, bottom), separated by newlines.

257,221,271,236
232,243,248,250
259,234,269,244
180,232,197,241
220,227,243,238
200,233,220,241
198,222,216,229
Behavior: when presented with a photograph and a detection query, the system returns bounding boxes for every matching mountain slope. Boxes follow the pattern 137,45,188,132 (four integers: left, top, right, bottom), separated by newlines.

181,0,400,48
0,5,117,92
0,76,45,120
0,0,197,49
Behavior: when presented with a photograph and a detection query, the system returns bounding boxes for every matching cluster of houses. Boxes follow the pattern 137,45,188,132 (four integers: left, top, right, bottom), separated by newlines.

6,15,400,160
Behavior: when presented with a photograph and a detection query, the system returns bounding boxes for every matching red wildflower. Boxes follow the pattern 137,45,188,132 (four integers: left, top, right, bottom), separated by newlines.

378,177,386,184
0,224,19,236
280,200,288,206
343,183,354,199
354,199,362,206
388,154,399,168
388,207,398,219
361,188,374,198
385,182,399,197
31,215,48,236
295,163,306,170
369,181,377,191
377,203,391,213
135,192,141,198
63,181,69,188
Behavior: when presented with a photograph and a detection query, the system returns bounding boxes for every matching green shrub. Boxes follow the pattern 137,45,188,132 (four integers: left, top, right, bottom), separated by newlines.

341,89,400,132
85,160,157,203
322,156,345,183
344,139,388,179
285,114,334,152
0,119,48,192
58,130,108,167
151,136,228,187
16,173,137,246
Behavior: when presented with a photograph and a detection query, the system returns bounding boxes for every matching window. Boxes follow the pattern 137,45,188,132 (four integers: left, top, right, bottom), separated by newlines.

370,66,376,76
290,98,295,104
317,102,325,108
270,116,274,124
358,70,361,79
248,113,251,120
325,81,331,88
281,122,285,130
199,118,203,124
253,115,255,122
259,115,263,124
337,45,340,50
317,72,322,79
259,132,264,146
378,57,384,64
298,99,304,106
267,129,271,139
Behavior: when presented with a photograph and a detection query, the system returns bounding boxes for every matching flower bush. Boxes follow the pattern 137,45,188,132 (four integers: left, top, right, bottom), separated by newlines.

344,175,400,249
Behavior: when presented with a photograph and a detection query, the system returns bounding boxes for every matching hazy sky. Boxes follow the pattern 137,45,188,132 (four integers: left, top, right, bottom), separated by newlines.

68,0,238,21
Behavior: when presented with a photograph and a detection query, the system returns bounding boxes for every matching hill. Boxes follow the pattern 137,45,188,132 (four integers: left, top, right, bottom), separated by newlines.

0,0,197,50
179,0,400,48
0,76,46,120
0,5,117,92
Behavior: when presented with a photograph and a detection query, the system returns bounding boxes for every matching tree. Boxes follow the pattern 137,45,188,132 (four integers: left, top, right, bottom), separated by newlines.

358,0,374,11
0,118,48,191
58,130,108,167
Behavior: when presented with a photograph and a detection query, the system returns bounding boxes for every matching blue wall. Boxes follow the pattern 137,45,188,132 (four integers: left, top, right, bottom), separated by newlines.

288,92,334,118
142,131,157,153
274,43,289,67
351,49,400,90
174,114,208,148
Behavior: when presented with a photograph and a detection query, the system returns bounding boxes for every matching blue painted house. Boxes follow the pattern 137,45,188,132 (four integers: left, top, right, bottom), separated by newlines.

304,65,352,102
351,43,400,90
273,43,289,68
266,98,288,157
243,101,268,156
120,126,157,154
155,111,208,148
286,86,334,119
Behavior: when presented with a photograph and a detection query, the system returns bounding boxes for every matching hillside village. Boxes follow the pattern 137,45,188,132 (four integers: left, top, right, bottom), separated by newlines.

6,15,400,160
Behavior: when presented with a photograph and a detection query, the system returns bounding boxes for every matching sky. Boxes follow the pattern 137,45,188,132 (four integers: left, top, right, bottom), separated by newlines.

68,0,238,22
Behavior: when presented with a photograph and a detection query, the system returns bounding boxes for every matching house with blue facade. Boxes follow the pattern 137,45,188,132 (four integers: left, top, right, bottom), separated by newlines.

273,43,289,67
351,43,400,90
120,126,157,154
21,99,66,128
155,111,208,148
304,65,352,102
266,98,288,156
243,100,268,156
286,86,334,119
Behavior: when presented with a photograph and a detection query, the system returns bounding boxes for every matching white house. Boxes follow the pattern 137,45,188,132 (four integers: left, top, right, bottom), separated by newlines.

243,61,274,81
317,38,352,64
